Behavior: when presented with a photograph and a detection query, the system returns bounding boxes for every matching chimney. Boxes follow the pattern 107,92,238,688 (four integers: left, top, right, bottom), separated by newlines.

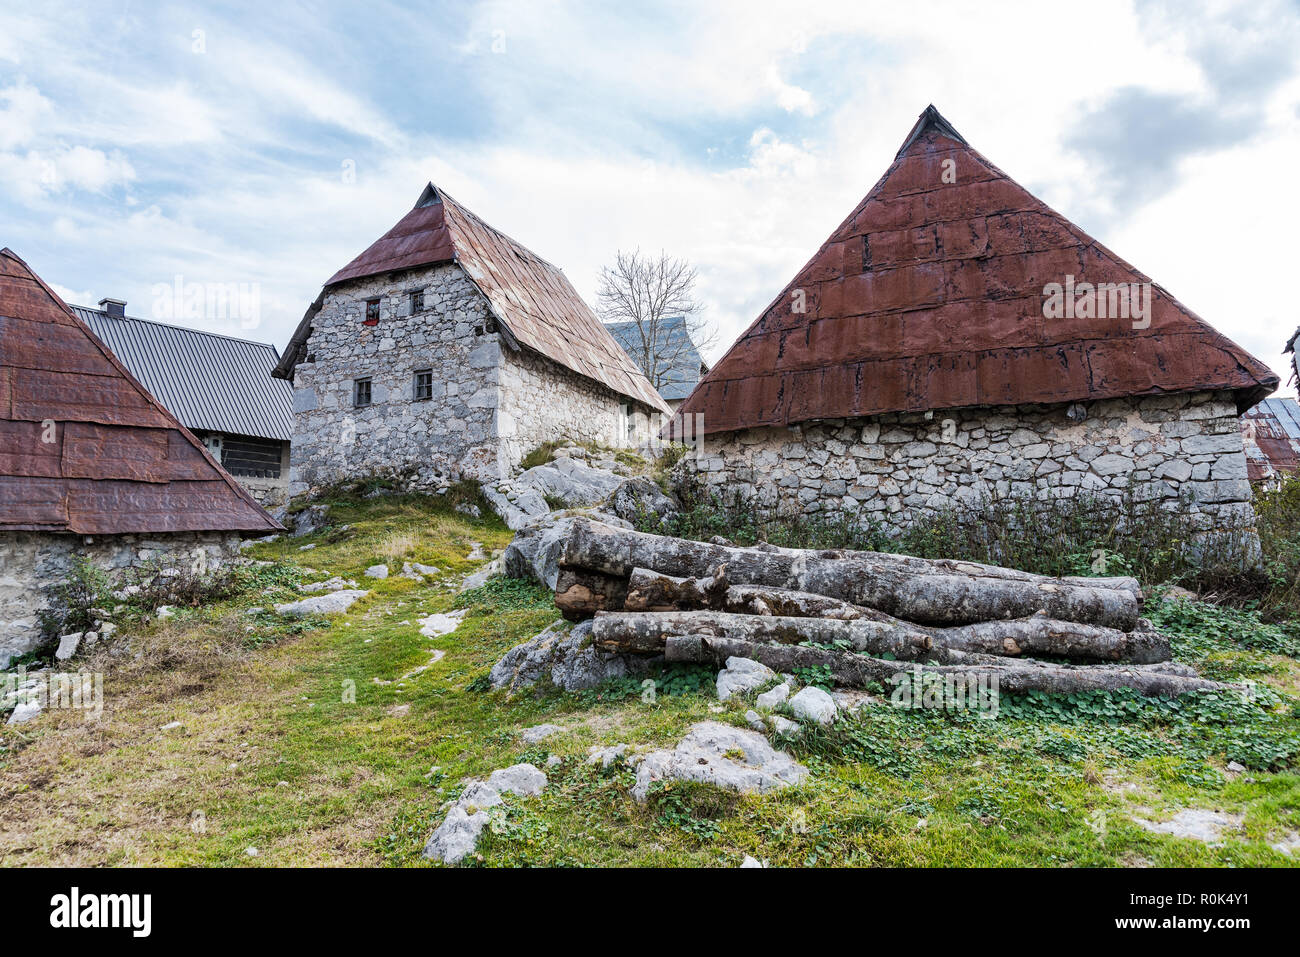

98,298,126,317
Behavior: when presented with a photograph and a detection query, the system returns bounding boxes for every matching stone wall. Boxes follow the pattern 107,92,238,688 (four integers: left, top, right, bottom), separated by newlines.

0,531,241,667
688,391,1255,535
289,262,502,496
288,261,654,496
498,346,654,467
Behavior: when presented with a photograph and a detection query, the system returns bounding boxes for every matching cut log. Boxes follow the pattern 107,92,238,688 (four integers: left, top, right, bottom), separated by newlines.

592,609,1169,664
664,635,1226,698
555,567,627,621
562,519,1142,630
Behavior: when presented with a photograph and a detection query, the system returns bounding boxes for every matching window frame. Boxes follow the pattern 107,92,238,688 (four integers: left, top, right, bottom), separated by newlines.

413,368,433,402
409,288,425,314
354,377,373,407
363,298,381,325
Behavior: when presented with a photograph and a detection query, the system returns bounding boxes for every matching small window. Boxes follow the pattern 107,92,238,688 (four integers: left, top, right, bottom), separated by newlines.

410,289,424,313
354,377,372,407
363,298,381,325
413,368,433,401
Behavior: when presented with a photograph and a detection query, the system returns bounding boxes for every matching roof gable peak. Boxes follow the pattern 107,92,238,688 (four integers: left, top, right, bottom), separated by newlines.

895,103,969,158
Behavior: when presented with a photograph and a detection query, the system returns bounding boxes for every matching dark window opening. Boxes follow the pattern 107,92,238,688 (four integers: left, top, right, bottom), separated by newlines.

413,368,433,401
363,298,381,325
410,289,425,313
354,377,372,407
219,435,284,479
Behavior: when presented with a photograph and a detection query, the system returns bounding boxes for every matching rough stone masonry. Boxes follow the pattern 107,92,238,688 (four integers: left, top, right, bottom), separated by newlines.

288,262,649,497
690,391,1254,536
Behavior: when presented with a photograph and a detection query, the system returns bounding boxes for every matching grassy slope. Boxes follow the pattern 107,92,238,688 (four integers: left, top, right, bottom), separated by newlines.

1,495,1298,867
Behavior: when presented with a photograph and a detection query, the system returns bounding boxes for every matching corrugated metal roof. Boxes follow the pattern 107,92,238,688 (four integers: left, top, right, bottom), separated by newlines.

675,105,1279,436
605,316,707,401
70,305,293,442
1242,396,1300,482
0,248,281,534
275,184,670,415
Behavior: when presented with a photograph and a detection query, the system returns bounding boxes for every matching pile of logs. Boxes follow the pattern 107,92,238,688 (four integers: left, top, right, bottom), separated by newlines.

554,518,1228,697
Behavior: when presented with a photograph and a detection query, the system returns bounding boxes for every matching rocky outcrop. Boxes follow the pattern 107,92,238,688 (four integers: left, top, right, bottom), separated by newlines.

422,762,549,864
274,590,368,617
630,721,808,802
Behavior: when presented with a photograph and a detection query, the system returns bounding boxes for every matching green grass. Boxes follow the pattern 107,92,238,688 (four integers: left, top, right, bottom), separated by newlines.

2,493,1298,867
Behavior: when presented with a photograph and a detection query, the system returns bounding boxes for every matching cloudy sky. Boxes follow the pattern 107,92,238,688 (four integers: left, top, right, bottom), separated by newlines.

2,0,1298,394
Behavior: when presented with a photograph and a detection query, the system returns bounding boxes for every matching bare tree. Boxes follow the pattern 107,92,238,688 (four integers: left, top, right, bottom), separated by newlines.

596,249,714,392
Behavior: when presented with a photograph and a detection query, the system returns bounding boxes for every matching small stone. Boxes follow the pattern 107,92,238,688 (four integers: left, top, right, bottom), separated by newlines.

630,721,808,802
274,590,369,617
770,715,801,737
1226,761,1246,773
245,847,259,857
716,656,776,701
55,632,82,661
745,710,766,731
156,606,175,619
789,686,837,726
587,743,629,767
521,723,564,743
6,700,42,725
365,564,389,579
755,682,790,710
160,721,183,731
486,762,547,797
740,855,768,868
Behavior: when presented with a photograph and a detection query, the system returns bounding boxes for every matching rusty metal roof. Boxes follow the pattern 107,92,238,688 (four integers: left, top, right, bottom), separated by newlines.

70,305,293,442
1242,396,1300,483
675,105,1279,436
0,248,281,535
275,185,669,414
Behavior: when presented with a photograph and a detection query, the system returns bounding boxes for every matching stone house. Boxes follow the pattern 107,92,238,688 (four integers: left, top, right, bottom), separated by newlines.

674,106,1278,535
274,184,668,496
71,299,293,506
0,249,280,666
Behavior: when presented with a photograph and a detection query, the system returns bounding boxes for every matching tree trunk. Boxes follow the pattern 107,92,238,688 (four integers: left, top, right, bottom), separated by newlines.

592,609,1169,664
561,520,1143,630
555,568,628,621
663,635,1225,698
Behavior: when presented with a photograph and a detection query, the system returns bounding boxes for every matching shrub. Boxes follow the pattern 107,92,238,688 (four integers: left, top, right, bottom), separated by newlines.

37,557,111,640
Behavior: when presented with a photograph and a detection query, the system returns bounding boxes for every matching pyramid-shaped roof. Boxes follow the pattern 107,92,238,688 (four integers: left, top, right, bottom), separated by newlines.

0,249,281,534
276,185,669,414
677,106,1278,435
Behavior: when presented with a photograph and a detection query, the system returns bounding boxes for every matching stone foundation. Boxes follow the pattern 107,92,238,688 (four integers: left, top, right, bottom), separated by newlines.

687,391,1256,535
0,531,242,667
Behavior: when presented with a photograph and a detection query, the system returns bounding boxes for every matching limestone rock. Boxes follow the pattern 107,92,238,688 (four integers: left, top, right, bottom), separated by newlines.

487,763,548,797
716,656,775,701
55,632,82,661
300,576,358,593
789,686,837,726
755,682,790,710
364,564,389,579
489,620,657,693
274,590,368,617
503,515,579,591
631,721,808,802
291,504,330,538
423,806,492,865
6,700,41,725
401,562,440,580
418,609,465,638
1133,808,1241,844
609,477,678,527
587,743,629,767
521,723,564,743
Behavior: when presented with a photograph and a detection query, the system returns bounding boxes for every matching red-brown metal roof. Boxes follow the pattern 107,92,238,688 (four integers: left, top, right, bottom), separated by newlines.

0,248,281,535
277,185,668,414
675,105,1278,436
